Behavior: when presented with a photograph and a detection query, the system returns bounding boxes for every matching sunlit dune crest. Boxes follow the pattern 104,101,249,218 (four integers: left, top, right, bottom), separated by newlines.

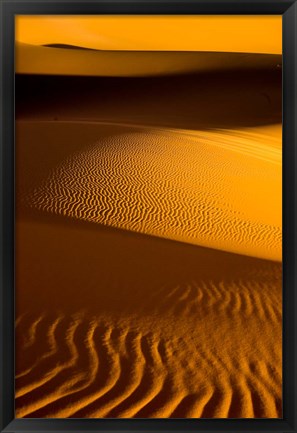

15,42,282,76
18,121,281,261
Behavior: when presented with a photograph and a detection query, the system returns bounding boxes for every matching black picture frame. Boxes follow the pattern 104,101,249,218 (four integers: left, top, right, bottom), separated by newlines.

0,1,296,432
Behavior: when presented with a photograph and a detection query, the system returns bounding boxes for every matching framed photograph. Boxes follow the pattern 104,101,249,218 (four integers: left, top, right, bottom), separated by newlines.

0,1,296,433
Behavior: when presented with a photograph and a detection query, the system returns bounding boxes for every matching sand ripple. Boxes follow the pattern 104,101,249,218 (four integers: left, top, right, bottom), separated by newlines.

19,122,281,260
15,120,282,418
15,304,282,418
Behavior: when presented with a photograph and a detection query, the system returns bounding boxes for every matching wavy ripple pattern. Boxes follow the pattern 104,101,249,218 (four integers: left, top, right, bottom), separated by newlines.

15,120,282,418
15,300,282,418
19,122,282,261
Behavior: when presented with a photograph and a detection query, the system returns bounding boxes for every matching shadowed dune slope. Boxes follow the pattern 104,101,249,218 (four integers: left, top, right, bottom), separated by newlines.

43,43,99,51
17,121,281,260
15,67,282,129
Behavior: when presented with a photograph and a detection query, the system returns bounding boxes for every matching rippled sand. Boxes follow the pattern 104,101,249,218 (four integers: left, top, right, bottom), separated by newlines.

15,219,282,418
18,121,281,260
15,119,282,418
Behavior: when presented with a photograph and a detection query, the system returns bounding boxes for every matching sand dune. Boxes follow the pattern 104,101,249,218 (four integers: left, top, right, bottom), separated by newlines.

15,216,282,418
15,117,282,418
15,29,282,418
16,42,282,77
17,121,281,260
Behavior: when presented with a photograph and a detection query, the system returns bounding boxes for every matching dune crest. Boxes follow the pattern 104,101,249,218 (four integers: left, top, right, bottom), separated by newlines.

15,43,281,76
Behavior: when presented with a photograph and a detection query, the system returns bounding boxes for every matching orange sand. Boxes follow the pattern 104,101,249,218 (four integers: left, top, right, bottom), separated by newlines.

16,217,282,418
15,120,282,418
15,43,282,76
15,19,282,418
17,121,281,261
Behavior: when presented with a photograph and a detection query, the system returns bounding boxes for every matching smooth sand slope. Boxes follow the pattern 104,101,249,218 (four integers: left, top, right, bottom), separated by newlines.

15,120,282,418
15,43,282,77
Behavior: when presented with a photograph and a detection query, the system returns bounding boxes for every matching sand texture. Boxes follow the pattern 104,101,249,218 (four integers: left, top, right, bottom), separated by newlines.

15,120,282,418
18,121,281,261
15,47,282,418
16,217,282,418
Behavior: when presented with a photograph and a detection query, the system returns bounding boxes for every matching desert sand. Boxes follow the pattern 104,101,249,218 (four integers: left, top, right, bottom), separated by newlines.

15,121,282,418
16,43,282,77
15,216,281,418
15,42,282,418
17,121,281,260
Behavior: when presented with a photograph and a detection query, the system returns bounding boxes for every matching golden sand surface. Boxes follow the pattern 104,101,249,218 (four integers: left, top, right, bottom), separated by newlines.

16,218,281,418
16,43,282,76
15,119,282,418
15,18,282,417
17,121,281,261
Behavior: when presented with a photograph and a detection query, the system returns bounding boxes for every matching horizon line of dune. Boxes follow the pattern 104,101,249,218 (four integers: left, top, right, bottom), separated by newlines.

15,43,282,76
